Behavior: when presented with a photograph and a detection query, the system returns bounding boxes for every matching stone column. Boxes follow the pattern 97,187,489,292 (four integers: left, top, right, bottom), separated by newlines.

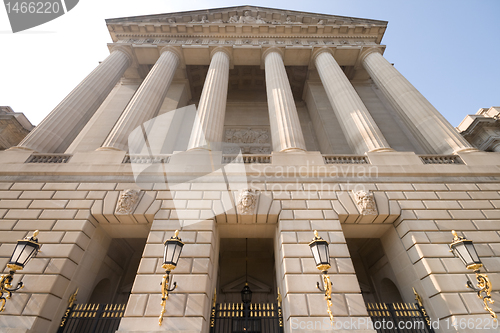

16,46,133,153
100,47,180,151
264,48,307,152
362,49,476,155
188,48,230,150
314,49,393,154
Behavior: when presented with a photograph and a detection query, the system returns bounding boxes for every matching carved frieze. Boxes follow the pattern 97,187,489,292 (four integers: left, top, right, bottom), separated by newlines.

115,189,141,215
115,38,369,48
225,128,270,144
353,190,378,215
223,127,271,154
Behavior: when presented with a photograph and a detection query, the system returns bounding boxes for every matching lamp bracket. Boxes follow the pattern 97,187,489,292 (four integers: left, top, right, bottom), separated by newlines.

0,271,23,312
159,272,178,326
466,271,497,320
315,273,334,325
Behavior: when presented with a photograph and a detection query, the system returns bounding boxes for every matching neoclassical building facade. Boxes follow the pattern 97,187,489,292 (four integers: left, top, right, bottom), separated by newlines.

1,5,500,333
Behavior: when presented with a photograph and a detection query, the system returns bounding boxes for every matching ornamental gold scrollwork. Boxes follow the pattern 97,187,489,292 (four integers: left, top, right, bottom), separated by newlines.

316,273,334,325
469,272,497,320
159,272,178,325
0,271,22,312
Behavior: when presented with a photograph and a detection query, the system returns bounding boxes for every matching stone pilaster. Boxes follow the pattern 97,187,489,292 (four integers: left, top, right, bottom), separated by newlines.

16,47,132,153
188,48,230,150
264,48,307,152
362,50,476,155
314,49,393,154
101,47,180,151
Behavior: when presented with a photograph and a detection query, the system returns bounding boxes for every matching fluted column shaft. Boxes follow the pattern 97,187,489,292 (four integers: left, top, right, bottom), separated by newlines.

264,50,306,152
101,49,179,151
17,48,132,153
315,51,392,154
188,50,230,150
362,51,475,154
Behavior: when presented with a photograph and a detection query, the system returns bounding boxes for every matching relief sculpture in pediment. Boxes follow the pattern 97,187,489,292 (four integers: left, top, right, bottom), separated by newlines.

239,11,256,24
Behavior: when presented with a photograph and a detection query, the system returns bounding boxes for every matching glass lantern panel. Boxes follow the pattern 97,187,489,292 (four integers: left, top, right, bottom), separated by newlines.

173,243,183,264
12,241,38,268
318,243,329,265
310,244,320,266
465,242,481,264
9,242,25,265
454,243,473,266
164,242,177,264
21,243,39,266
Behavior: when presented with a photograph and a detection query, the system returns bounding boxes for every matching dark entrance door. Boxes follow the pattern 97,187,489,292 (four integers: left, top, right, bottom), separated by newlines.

210,301,284,333
367,302,435,333
57,303,125,333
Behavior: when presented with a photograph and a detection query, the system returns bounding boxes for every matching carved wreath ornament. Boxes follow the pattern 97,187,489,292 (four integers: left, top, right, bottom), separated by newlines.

115,189,140,214
353,190,378,215
237,189,258,215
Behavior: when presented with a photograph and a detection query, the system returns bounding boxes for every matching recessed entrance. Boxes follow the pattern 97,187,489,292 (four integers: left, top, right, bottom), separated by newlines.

58,238,147,333
346,238,403,304
217,238,276,303
211,238,283,333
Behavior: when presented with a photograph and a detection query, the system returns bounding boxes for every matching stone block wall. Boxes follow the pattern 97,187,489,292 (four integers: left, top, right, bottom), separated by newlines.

1,179,500,332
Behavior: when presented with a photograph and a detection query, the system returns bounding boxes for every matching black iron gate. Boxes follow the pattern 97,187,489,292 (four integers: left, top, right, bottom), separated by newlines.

367,302,435,333
57,303,125,333
210,302,284,333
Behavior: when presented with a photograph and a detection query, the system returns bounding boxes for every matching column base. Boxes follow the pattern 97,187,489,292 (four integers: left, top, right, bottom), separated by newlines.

68,150,127,165
95,146,125,152
187,146,211,152
453,147,480,154
271,151,324,165
0,149,35,164
367,147,395,153
279,147,307,153
5,146,35,152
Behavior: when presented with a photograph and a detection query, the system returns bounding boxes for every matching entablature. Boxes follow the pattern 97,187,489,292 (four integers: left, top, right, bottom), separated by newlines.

107,41,386,70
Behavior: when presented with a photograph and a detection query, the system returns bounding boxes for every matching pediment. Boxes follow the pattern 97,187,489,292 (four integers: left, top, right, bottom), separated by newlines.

106,5,387,42
107,5,386,26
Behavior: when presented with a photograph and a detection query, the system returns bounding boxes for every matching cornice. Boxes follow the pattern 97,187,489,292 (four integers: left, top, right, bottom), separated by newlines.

114,34,377,39
460,117,498,136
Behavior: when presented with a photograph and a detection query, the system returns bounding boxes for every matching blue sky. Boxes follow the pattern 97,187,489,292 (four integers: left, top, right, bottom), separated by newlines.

0,0,498,127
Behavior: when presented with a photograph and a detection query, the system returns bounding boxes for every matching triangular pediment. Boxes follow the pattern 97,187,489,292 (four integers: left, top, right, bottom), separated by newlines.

106,5,387,43
107,5,386,26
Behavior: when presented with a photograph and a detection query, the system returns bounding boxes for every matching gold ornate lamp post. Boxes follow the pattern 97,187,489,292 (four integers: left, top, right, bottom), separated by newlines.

449,230,497,319
159,230,184,326
309,230,334,324
0,230,40,312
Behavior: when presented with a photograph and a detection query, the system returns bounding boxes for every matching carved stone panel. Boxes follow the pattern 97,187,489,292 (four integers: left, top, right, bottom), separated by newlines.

237,189,259,215
115,189,141,215
223,127,271,154
353,190,378,215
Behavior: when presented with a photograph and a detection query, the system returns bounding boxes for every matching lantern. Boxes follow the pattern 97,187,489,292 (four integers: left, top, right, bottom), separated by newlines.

241,283,252,304
8,230,40,271
449,230,482,271
162,230,184,272
309,230,331,272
